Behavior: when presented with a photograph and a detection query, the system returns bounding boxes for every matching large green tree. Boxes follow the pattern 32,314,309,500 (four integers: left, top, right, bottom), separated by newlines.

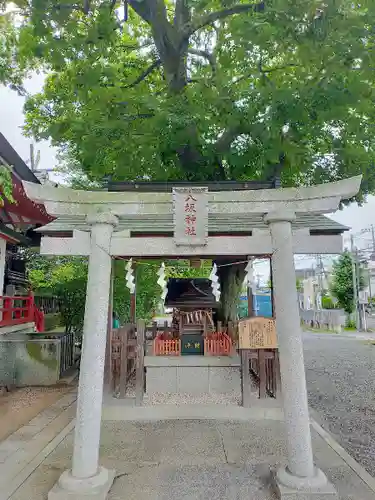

330,251,365,316
3,0,375,323
1,0,373,192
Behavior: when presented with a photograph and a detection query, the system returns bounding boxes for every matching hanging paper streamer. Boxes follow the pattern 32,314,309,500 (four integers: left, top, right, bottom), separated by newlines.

125,258,135,294
157,262,168,301
209,263,221,302
244,261,256,293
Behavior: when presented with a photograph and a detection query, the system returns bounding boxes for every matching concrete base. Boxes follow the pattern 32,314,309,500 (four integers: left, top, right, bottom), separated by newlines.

273,466,339,500
48,467,116,500
145,355,241,396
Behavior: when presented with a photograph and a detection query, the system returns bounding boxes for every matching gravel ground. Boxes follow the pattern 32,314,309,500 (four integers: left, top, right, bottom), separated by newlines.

144,392,242,406
303,331,375,476
118,374,244,404
0,386,71,441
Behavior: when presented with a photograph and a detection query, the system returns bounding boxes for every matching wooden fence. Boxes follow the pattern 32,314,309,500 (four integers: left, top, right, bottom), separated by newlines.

147,321,172,340
40,331,75,377
153,336,181,355
152,330,233,356
58,332,75,376
299,308,343,332
146,320,237,341
204,332,232,356
34,295,61,315
241,348,281,405
109,321,145,404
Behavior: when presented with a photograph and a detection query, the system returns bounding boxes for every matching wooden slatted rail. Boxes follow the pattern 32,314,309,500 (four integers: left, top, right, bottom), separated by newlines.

153,335,181,356
241,348,281,404
204,332,232,356
110,321,146,404
249,349,281,399
110,324,137,397
147,321,172,340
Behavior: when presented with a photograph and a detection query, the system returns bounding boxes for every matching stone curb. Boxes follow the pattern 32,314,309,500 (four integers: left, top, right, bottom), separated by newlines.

0,387,77,500
102,403,284,422
3,418,76,500
58,369,79,386
310,416,375,494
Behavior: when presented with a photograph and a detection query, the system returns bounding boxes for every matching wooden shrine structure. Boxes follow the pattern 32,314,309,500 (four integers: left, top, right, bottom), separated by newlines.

0,134,52,331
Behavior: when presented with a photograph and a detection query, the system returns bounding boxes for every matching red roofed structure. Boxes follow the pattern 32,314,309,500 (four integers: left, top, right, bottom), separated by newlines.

0,133,53,330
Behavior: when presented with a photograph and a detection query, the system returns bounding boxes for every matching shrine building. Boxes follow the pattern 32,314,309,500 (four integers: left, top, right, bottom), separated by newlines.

0,133,52,332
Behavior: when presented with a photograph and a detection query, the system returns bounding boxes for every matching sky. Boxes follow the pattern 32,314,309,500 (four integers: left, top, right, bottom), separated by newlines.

1,76,375,280
0,74,59,175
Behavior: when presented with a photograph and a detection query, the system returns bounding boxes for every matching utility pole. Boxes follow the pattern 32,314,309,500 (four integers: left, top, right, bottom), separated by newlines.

316,255,323,309
355,248,364,331
29,143,40,172
351,235,362,330
369,225,375,306
364,258,372,305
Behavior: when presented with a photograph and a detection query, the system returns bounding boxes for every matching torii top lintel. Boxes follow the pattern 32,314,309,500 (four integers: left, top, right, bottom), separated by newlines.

22,176,362,220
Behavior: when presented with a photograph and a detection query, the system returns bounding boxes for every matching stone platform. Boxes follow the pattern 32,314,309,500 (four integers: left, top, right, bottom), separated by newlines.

7,418,375,500
144,355,241,396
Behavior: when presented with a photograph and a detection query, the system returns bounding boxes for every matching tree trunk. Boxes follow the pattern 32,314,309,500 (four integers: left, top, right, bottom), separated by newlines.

216,259,246,325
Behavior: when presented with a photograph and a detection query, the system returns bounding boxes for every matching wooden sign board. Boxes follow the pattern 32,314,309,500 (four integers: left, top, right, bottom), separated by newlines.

181,334,204,355
173,187,208,246
238,317,277,349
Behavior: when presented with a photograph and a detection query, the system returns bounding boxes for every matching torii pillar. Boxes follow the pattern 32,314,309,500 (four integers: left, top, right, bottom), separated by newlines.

49,212,117,500
265,210,337,498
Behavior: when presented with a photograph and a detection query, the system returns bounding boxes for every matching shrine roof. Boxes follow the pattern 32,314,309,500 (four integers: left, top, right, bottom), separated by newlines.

165,278,217,308
35,212,348,235
0,222,31,245
0,134,53,227
106,180,278,192
0,133,40,183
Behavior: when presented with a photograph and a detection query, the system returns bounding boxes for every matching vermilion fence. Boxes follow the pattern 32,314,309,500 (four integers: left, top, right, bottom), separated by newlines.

153,335,181,356
204,332,232,356
0,293,45,331
153,332,232,356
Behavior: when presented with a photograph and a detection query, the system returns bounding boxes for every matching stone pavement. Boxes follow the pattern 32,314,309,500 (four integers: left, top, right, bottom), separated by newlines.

5,415,375,500
0,388,77,500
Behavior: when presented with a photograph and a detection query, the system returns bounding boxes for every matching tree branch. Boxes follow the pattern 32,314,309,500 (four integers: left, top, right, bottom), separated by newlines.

259,57,274,87
126,59,162,88
118,40,154,51
214,126,242,154
122,113,155,121
186,2,265,36
83,0,90,15
188,48,216,76
267,152,285,184
211,125,244,180
263,63,300,74
100,59,161,89
128,0,153,24
52,3,83,12
174,0,190,29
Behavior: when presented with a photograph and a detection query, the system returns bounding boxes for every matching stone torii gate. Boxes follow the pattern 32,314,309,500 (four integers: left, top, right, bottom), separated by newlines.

23,176,361,500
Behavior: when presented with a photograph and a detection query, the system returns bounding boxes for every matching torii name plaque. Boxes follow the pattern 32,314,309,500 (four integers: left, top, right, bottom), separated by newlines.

173,187,208,246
